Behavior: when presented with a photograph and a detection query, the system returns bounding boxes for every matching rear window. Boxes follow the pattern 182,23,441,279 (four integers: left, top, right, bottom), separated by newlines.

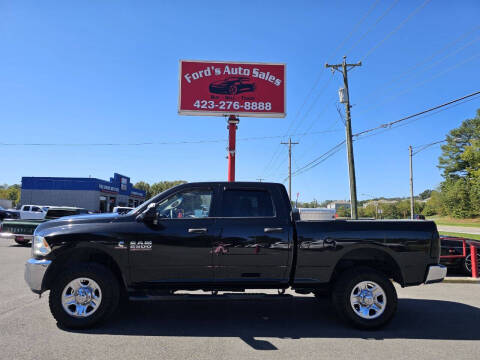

23,206,30,211
221,189,275,217
46,210,81,218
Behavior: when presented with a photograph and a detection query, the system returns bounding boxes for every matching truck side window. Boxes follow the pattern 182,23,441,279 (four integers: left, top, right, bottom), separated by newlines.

23,206,30,211
222,189,275,217
156,189,212,219
32,206,41,212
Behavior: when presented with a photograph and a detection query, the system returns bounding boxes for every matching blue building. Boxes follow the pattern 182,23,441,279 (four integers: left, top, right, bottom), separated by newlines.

20,173,146,212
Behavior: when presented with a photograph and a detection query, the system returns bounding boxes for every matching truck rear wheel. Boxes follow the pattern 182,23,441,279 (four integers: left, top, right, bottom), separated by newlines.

331,267,397,329
49,263,119,329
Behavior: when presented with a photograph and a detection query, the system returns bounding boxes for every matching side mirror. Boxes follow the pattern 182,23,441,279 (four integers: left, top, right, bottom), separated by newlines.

136,203,157,223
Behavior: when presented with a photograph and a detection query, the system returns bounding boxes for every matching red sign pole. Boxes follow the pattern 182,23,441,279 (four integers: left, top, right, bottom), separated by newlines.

227,115,239,182
471,245,478,278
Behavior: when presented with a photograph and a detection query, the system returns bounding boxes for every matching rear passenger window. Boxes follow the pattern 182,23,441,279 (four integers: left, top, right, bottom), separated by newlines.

222,189,275,217
23,206,30,211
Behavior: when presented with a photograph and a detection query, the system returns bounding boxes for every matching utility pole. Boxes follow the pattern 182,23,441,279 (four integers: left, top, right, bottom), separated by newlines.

256,178,265,182
281,137,299,200
326,56,361,219
409,145,414,219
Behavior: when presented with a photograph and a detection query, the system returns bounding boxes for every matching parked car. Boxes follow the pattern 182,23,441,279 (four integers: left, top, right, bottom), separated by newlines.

1,207,88,245
17,205,50,220
440,235,480,274
24,182,445,330
112,206,134,215
209,77,256,95
0,206,20,221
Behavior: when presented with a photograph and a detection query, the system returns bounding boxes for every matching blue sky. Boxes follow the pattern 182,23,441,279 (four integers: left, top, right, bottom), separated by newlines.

1,0,479,202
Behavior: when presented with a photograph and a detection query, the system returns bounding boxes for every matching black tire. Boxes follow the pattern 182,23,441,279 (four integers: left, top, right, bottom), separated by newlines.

331,267,397,330
15,240,30,246
49,263,119,329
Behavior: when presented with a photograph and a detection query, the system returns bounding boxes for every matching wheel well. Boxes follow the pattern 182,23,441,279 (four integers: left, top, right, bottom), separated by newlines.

43,248,126,293
332,248,404,285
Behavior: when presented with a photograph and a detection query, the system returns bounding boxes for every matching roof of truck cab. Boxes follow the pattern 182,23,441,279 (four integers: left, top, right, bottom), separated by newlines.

179,182,282,186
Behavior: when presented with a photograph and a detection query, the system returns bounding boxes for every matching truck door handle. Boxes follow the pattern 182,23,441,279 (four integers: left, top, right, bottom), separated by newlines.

264,227,284,233
188,228,207,234
324,238,336,248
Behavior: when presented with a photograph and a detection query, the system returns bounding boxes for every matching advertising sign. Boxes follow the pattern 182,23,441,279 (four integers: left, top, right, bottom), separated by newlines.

179,60,286,118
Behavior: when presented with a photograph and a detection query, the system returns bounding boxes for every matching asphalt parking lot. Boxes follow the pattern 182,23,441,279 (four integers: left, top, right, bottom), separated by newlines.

1,241,479,360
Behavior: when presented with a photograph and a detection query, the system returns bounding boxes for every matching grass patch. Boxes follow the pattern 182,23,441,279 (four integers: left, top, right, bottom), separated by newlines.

439,231,480,241
428,216,480,228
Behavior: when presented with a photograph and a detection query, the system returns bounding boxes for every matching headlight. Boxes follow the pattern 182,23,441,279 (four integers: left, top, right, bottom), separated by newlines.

32,235,51,257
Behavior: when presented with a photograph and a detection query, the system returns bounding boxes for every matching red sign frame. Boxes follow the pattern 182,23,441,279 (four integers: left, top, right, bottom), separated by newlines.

178,60,286,118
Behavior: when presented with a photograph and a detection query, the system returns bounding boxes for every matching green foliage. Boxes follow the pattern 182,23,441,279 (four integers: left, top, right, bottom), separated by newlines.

438,109,480,179
419,189,433,200
336,206,350,218
0,184,21,206
436,109,480,218
422,190,444,216
134,180,187,200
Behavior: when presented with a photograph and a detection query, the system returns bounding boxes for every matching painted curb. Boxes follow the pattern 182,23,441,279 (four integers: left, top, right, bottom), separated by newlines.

443,277,480,284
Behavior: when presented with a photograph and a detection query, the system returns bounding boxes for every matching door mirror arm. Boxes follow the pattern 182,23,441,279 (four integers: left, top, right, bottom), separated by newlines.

136,203,157,223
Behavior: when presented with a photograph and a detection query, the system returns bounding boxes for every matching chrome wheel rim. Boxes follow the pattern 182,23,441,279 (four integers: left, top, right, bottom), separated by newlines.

350,281,386,320
465,254,480,273
61,277,102,318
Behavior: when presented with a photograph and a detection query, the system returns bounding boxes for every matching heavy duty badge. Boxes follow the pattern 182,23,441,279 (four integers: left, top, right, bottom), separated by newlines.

130,241,152,251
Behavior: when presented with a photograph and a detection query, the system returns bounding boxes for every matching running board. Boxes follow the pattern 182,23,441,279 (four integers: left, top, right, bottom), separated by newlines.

129,292,293,301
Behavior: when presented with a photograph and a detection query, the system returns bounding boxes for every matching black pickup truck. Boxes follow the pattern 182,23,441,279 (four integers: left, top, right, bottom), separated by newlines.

25,182,445,330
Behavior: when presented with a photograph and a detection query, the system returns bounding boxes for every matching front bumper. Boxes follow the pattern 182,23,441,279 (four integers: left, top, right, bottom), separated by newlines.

424,264,447,284
25,258,51,294
1,233,33,242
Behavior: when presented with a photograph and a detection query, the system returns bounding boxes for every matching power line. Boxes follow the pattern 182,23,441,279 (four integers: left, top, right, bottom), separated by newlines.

288,90,480,179
263,0,383,178
353,90,480,138
361,52,480,113
345,0,401,55
290,140,346,178
412,140,446,155
360,0,432,62
0,129,342,147
358,29,480,101
355,93,480,142
328,0,382,59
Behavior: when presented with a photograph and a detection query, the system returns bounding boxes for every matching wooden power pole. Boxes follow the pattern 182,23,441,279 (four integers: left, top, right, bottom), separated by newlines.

326,56,361,219
281,137,299,200
409,145,414,219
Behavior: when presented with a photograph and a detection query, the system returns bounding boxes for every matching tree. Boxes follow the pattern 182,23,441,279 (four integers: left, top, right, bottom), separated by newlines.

134,180,187,200
437,109,480,218
0,184,21,206
419,189,433,200
134,181,152,200
438,109,480,179
336,206,350,218
422,190,444,216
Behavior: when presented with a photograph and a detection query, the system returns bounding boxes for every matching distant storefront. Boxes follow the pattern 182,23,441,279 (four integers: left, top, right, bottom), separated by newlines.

20,173,146,212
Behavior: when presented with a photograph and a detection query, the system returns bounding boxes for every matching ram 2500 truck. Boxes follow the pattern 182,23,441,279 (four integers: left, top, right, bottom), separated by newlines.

24,182,446,329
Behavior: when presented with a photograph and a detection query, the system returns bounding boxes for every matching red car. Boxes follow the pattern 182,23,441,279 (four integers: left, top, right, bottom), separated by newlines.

440,235,480,274
209,77,256,95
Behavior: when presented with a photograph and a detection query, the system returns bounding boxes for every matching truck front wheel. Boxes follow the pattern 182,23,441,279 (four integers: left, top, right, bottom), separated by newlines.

49,263,119,329
331,267,397,329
